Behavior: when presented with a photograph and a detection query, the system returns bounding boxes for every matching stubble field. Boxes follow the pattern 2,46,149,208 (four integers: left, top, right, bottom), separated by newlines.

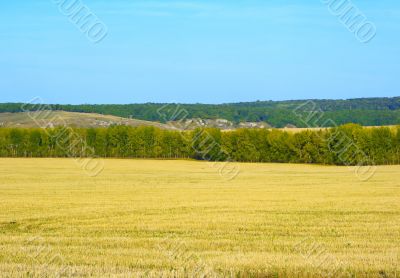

0,159,399,277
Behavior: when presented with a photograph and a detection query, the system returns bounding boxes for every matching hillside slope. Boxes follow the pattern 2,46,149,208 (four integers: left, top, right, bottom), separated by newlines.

1,97,400,127
0,111,172,129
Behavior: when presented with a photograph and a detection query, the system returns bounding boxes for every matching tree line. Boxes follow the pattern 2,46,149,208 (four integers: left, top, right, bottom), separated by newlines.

1,97,400,127
0,124,399,166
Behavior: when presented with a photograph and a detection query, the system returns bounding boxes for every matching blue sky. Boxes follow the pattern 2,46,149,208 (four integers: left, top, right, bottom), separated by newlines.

1,0,399,104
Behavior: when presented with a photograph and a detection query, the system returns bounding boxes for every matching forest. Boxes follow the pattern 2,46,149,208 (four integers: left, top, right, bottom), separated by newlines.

1,124,399,166
1,97,400,127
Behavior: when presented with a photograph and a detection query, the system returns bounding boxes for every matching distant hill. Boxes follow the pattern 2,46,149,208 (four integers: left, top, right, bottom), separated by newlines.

0,111,171,129
0,97,399,128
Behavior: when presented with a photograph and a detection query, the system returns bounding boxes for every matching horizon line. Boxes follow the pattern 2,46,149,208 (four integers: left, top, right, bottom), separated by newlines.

1,95,399,106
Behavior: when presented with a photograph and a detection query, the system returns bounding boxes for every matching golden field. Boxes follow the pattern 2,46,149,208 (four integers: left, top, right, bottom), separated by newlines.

0,159,399,277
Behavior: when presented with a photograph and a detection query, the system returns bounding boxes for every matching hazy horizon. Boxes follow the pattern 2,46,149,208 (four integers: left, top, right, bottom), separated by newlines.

1,95,399,106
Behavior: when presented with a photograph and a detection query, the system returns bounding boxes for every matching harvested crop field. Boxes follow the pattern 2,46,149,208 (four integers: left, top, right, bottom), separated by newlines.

0,159,399,277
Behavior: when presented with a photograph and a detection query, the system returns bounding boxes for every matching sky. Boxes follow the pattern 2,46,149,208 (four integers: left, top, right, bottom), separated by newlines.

0,0,399,104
